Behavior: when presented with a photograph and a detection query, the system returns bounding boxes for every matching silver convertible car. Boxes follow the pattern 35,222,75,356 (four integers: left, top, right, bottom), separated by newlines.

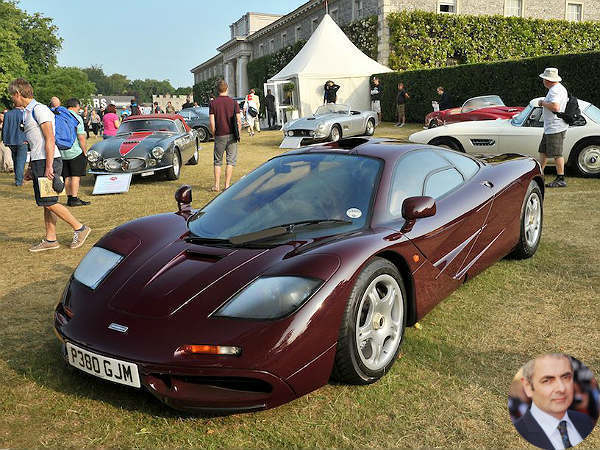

280,104,378,148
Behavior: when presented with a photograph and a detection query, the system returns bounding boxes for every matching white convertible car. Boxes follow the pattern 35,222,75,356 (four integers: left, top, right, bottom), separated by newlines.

409,97,600,177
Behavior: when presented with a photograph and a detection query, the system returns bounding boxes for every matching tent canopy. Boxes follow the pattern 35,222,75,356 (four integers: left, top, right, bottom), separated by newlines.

267,14,392,117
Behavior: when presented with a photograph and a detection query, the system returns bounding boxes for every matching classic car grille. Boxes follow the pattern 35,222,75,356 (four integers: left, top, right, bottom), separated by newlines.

103,157,147,172
470,138,496,146
290,130,313,137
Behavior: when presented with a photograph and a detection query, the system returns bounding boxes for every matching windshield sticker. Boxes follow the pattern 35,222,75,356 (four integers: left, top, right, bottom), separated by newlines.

346,208,362,219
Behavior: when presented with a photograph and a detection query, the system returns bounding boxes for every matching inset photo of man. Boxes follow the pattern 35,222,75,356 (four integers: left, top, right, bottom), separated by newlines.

508,353,598,449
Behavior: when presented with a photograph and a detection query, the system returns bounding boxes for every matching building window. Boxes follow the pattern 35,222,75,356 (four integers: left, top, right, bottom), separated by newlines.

505,0,522,16
353,0,363,20
438,0,457,13
269,39,275,53
311,17,319,33
566,2,582,21
295,25,301,42
330,8,339,23
281,32,288,47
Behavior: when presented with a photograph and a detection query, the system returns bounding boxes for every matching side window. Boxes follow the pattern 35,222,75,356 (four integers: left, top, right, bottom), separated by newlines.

437,150,480,180
524,107,543,128
424,168,464,198
389,150,450,216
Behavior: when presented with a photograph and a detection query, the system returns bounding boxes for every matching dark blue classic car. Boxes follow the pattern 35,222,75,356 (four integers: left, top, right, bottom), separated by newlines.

178,107,212,142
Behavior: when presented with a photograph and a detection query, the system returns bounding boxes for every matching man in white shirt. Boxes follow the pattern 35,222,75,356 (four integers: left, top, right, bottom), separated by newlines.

515,353,595,449
538,68,569,188
8,78,91,252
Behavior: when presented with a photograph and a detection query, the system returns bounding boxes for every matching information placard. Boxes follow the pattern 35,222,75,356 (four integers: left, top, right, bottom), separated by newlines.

92,173,133,195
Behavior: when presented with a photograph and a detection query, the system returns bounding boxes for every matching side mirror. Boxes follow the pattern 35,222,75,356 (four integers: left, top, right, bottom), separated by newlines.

175,185,192,213
401,196,436,233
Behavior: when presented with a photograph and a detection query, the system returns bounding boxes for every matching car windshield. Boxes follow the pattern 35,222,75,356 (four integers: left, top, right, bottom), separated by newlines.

584,104,600,125
117,119,178,134
178,109,198,120
511,104,533,127
461,95,504,113
192,106,209,117
314,104,349,116
188,153,382,244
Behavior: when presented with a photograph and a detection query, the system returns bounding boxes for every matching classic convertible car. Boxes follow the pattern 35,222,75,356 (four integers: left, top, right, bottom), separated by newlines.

87,114,200,180
280,104,377,148
178,107,212,142
411,98,600,177
425,95,523,128
55,138,543,412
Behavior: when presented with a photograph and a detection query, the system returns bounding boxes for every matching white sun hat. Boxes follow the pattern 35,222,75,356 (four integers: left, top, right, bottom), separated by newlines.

539,67,562,82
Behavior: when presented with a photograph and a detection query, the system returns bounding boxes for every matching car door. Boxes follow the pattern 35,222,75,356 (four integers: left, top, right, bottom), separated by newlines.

496,106,544,157
175,118,193,160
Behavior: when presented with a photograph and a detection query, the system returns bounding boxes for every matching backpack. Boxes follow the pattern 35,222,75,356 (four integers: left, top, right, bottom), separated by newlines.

555,92,581,125
38,106,79,150
247,106,258,117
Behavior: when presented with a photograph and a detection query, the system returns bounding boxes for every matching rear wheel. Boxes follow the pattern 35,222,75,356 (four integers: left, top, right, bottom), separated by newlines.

332,258,407,384
365,119,375,136
196,126,209,142
165,149,181,180
329,125,341,142
509,181,543,259
429,137,463,152
570,141,600,177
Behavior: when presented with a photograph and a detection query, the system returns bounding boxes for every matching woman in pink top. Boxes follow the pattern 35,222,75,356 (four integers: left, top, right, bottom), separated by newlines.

102,104,120,139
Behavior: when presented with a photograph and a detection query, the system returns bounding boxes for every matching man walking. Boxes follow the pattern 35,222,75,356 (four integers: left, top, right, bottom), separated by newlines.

62,98,90,206
538,68,569,188
2,106,28,186
247,89,261,132
8,78,91,252
370,77,382,123
209,80,241,192
182,95,194,110
395,82,409,127
265,89,276,129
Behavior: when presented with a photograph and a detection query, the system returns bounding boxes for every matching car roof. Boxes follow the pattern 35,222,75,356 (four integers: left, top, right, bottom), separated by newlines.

123,113,191,131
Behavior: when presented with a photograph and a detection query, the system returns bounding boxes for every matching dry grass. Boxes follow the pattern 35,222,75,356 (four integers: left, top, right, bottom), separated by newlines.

0,123,598,448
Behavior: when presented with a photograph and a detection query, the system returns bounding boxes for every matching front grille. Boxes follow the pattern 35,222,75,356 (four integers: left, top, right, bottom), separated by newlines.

290,130,313,137
156,375,273,393
103,157,147,172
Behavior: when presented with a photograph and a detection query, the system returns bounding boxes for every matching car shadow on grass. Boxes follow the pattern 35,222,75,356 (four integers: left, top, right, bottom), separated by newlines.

0,278,222,419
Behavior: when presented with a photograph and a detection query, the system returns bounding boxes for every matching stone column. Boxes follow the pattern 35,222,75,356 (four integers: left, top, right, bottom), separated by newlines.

237,55,249,97
224,60,236,96
377,0,393,67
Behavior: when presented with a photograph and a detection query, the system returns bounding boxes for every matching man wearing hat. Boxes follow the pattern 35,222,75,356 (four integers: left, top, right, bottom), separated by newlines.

538,68,569,188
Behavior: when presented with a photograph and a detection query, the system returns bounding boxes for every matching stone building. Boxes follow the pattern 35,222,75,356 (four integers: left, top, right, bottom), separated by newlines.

152,94,190,112
191,0,600,97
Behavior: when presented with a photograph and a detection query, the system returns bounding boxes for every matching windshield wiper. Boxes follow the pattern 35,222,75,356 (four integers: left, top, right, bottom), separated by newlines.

184,236,233,246
229,219,352,245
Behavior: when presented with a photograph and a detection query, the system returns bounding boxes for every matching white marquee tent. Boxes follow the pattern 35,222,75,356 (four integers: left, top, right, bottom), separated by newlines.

266,14,392,121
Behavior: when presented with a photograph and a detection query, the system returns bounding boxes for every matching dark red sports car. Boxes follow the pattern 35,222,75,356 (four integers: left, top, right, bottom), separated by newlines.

54,138,544,413
426,95,523,128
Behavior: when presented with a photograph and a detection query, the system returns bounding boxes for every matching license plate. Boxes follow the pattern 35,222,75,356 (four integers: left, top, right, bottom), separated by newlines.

66,342,141,388
140,171,154,177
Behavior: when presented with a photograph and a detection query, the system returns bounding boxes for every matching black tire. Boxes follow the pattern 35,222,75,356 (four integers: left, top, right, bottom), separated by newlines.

569,141,600,178
196,126,209,142
332,257,407,385
428,119,439,129
509,181,543,259
187,144,199,165
165,149,181,180
329,124,341,142
365,118,375,136
429,137,463,152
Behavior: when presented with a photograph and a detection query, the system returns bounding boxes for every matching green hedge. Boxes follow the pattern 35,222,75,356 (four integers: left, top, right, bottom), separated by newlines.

376,52,600,123
341,15,378,60
193,76,219,105
388,11,600,71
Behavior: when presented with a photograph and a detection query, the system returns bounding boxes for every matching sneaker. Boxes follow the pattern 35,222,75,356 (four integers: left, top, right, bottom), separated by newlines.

70,226,91,249
68,197,91,206
29,239,60,252
545,178,567,188
395,123,401,127
399,123,405,127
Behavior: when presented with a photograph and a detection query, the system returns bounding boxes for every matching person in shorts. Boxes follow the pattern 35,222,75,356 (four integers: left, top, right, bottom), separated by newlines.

8,78,91,252
370,76,382,123
209,79,241,192
62,98,90,206
538,68,569,188
396,82,410,127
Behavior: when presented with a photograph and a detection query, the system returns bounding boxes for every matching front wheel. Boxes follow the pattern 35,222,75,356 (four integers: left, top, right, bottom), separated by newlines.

329,125,341,142
365,119,375,136
571,142,600,177
332,257,407,385
509,181,543,259
165,149,181,180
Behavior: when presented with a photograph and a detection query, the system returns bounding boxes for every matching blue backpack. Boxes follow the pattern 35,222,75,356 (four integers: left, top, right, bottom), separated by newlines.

34,105,79,150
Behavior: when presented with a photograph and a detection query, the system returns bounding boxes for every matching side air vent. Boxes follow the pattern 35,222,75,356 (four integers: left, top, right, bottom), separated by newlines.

470,138,496,146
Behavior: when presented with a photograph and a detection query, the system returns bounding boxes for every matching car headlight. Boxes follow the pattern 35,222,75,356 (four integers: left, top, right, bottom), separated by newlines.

287,130,294,137
151,146,165,159
87,150,100,163
316,123,326,131
74,247,123,290
214,276,322,320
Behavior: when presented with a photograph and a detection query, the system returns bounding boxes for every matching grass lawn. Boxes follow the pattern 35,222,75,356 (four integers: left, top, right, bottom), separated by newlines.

0,123,598,448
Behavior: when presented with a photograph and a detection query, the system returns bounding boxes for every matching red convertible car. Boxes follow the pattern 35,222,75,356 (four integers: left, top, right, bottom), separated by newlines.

426,95,523,128
54,138,544,412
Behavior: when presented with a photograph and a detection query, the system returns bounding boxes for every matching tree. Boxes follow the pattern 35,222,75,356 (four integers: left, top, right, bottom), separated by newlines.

82,65,110,94
33,67,96,105
174,86,192,95
106,73,129,95
17,12,62,76
0,28,28,107
127,78,175,103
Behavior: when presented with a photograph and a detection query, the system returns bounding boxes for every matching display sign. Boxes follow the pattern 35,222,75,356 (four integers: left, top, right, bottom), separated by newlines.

92,173,133,195
279,136,304,149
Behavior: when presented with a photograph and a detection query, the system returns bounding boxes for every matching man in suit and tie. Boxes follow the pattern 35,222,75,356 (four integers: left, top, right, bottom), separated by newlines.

515,353,595,449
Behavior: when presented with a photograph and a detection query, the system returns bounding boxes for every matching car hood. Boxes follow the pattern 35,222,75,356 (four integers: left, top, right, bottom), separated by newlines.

91,131,175,158
409,118,513,142
286,114,341,130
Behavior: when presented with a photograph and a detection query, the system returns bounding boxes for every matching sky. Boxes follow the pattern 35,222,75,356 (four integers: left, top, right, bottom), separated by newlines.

18,0,308,88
